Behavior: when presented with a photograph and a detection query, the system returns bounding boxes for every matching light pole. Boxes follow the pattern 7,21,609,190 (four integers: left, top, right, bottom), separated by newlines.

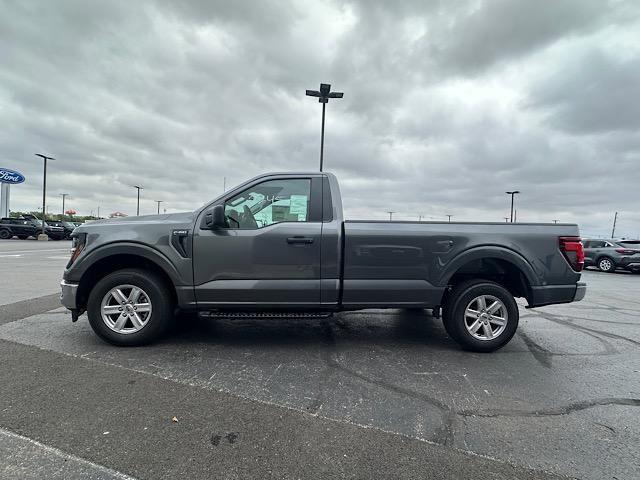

553,219,558,224
504,217,509,223
446,214,452,222
60,193,69,218
505,190,520,223
387,211,395,221
306,83,343,171
155,200,163,215
35,154,55,238
133,185,143,216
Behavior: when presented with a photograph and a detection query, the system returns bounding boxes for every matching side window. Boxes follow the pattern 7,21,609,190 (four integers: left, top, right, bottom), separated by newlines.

224,179,311,229
591,241,605,248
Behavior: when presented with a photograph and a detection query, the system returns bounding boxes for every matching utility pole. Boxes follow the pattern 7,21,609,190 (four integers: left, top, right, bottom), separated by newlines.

133,185,143,216
505,190,520,223
223,177,226,192
35,154,55,239
306,83,344,171
446,215,452,222
60,193,69,218
155,200,163,214
611,212,618,238
387,211,395,221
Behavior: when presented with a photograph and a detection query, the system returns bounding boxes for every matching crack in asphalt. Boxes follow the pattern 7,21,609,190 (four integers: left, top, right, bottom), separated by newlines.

316,318,457,446
517,330,553,368
534,310,640,347
458,397,640,418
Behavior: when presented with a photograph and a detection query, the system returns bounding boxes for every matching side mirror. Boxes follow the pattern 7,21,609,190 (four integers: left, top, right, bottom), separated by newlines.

202,205,226,229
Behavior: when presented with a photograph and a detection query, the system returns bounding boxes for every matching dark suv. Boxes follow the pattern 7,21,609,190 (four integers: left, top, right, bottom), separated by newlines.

583,239,640,273
47,220,76,239
0,217,66,240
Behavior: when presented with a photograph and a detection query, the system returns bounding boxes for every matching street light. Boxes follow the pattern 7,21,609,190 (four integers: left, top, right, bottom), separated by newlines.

133,185,143,216
60,193,69,218
155,200,163,215
446,215,452,222
306,83,343,171
387,211,395,221
505,190,520,223
35,154,55,238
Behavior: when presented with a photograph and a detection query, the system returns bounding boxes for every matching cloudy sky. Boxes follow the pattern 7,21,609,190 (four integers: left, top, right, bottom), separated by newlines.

1,0,639,237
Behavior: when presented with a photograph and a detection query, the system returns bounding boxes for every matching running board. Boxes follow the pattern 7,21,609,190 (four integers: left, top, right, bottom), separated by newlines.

198,311,333,320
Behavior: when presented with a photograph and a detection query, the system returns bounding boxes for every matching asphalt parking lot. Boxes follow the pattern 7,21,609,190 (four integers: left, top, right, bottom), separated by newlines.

0,239,638,479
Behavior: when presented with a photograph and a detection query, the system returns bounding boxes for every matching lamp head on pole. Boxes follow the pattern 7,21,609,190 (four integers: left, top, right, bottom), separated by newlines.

306,83,344,103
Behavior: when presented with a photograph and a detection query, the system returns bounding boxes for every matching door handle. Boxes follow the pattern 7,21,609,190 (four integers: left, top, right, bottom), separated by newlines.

287,236,314,245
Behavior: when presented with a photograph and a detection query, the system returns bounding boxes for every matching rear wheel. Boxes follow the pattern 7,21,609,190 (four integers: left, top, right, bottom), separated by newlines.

87,269,173,346
0,229,12,239
597,257,615,273
443,279,519,352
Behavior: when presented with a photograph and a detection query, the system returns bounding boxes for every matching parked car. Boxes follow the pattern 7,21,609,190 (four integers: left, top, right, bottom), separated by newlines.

60,172,586,352
0,217,66,240
47,220,76,239
583,239,640,273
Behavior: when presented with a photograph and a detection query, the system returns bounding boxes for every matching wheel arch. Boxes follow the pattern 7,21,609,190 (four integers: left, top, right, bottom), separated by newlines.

439,247,538,303
74,244,180,311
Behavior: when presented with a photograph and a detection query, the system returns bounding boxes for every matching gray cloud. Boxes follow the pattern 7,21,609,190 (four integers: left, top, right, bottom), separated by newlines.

0,0,639,237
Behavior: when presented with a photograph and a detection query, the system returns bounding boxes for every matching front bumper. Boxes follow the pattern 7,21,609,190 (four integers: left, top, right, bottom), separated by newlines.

528,282,587,308
60,279,79,310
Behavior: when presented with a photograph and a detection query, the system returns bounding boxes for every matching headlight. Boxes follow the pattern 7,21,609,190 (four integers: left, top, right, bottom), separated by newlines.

67,233,87,268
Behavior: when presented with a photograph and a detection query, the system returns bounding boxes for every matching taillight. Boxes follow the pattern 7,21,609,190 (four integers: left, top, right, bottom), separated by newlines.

615,248,636,255
559,236,584,272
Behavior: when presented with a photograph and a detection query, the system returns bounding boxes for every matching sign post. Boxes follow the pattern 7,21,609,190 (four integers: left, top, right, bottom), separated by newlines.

0,168,26,218
0,183,9,218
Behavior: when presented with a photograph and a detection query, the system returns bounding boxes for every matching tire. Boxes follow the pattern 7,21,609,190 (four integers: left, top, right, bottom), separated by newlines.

87,269,173,346
443,279,519,353
597,257,615,273
0,229,12,239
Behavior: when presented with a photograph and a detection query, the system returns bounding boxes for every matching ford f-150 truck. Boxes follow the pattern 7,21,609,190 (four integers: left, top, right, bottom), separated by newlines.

60,172,586,352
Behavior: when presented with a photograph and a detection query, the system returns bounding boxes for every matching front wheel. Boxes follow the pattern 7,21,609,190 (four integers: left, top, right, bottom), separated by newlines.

0,229,12,239
87,269,173,346
597,257,615,273
443,280,519,352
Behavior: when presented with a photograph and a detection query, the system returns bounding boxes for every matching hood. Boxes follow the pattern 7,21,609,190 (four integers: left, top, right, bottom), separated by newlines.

75,211,196,234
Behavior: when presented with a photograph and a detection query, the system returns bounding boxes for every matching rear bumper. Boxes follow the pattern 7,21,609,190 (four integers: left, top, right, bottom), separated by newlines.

620,261,640,271
528,282,586,308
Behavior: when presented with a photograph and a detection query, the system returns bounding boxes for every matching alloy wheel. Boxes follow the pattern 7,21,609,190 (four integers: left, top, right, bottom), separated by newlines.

100,284,152,334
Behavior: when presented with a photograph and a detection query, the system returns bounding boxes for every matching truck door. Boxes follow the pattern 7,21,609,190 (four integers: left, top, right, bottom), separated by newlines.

192,176,323,308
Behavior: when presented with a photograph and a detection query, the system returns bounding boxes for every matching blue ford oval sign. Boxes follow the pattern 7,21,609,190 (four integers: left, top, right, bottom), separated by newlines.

0,168,25,184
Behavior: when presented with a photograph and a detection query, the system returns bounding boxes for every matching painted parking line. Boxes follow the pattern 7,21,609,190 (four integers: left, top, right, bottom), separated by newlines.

0,249,70,254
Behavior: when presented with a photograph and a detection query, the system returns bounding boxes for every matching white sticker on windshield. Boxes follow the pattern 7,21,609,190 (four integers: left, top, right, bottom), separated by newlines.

289,195,308,215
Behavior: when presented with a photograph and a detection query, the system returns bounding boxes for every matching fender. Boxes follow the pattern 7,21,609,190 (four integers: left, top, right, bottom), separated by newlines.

437,245,540,287
68,241,186,286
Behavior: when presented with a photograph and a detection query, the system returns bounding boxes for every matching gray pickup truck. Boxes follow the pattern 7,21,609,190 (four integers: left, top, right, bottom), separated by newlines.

61,172,586,352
